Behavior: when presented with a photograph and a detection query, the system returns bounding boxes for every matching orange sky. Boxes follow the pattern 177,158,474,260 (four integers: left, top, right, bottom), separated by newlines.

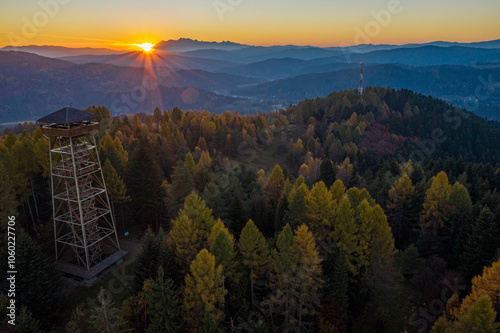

1,0,499,49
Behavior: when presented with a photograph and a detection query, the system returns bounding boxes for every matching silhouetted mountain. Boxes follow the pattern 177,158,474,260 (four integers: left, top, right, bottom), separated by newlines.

232,63,500,119
346,46,500,66
0,51,269,122
58,50,238,71
154,38,245,52
0,45,125,58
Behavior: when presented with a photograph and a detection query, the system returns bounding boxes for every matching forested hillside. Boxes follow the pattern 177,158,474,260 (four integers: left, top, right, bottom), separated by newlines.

1,88,499,332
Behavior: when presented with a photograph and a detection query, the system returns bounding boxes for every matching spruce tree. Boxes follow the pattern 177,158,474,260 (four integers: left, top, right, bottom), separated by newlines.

89,288,129,333
126,138,164,227
319,158,336,187
16,229,60,325
460,206,500,279
146,266,182,333
238,220,270,309
132,227,159,293
386,173,417,248
283,189,307,230
17,306,41,333
274,194,289,234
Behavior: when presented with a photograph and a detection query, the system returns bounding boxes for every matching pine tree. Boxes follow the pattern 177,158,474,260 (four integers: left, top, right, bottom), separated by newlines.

182,249,226,332
305,181,335,241
453,259,500,319
121,279,153,332
157,228,177,282
238,220,270,309
333,197,364,275
178,191,216,248
132,227,160,293
329,179,346,203
184,152,196,174
386,173,417,248
103,159,130,203
452,295,499,333
126,138,164,227
263,164,285,202
319,159,336,187
460,206,500,278
284,189,307,230
17,306,41,333
321,248,350,329
146,266,182,333
419,171,452,235
294,224,323,331
167,214,200,275
89,288,130,333
369,204,397,267
0,161,17,225
167,162,194,218
211,229,236,271
275,194,289,233
16,229,60,324
267,224,299,332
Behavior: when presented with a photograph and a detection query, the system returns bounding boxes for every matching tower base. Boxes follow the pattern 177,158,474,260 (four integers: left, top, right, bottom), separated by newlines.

56,250,128,284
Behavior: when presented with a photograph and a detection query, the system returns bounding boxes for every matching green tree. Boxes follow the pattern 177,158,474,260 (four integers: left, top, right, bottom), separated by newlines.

211,229,236,273
420,171,452,235
460,206,500,279
319,159,336,187
132,227,160,293
263,164,285,202
16,229,60,324
178,191,216,247
275,194,289,233
17,306,40,333
0,161,17,226
121,279,153,332
386,173,417,248
182,249,226,332
452,295,499,333
305,181,335,241
89,288,130,333
147,266,182,333
294,224,323,330
284,189,307,230
167,163,194,218
238,220,270,309
126,138,163,227
333,197,367,275
267,224,298,332
167,214,200,275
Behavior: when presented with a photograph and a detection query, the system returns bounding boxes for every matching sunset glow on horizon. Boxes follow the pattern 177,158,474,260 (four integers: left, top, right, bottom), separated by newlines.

1,0,499,49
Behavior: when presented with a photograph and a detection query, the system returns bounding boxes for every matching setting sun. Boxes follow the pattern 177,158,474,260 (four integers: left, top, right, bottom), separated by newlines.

135,43,154,52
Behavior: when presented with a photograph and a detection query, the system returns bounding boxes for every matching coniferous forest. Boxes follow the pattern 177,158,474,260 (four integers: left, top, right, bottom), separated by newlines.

1,87,500,332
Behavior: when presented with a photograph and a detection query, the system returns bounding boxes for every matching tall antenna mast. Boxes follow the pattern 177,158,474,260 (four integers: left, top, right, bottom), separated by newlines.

358,62,364,95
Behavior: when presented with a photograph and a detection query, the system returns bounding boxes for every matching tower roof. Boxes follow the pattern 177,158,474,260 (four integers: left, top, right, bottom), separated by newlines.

37,107,99,124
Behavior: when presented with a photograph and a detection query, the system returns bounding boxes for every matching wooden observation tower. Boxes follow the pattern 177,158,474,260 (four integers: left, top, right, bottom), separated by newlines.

38,107,127,282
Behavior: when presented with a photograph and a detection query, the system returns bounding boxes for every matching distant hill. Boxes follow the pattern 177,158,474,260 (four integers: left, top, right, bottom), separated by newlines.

232,63,500,119
2,38,500,122
0,51,269,122
58,50,239,72
346,45,500,66
0,45,125,58
154,38,245,52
